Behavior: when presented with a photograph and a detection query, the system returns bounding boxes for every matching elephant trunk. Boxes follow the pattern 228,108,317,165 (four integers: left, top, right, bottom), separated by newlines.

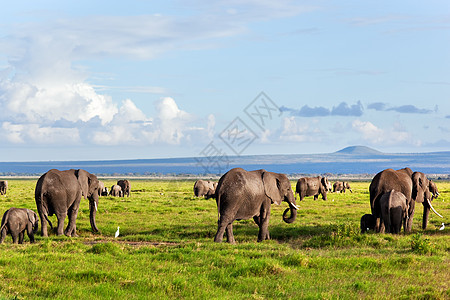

89,199,99,233
422,205,430,230
282,198,298,224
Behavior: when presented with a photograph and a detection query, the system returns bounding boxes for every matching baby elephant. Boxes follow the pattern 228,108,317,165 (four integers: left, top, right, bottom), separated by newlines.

360,214,376,233
0,208,39,244
380,190,408,234
109,185,123,197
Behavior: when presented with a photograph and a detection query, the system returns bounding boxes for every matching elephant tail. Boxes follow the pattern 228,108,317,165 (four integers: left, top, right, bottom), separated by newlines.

0,209,10,232
36,190,53,229
44,214,53,229
216,194,221,222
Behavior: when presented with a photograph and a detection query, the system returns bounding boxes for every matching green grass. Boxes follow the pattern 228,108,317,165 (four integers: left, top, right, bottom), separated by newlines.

0,179,449,299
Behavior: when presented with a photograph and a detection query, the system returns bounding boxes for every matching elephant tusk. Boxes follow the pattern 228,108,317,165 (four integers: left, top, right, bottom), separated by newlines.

426,198,443,218
94,201,98,212
290,202,299,210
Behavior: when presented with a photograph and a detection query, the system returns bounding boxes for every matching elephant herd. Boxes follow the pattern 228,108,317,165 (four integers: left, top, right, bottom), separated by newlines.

0,169,131,244
208,167,443,243
0,166,444,244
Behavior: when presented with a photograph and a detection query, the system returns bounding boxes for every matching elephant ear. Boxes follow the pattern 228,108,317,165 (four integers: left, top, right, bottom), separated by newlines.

26,209,36,224
88,173,99,197
320,177,328,191
75,169,89,199
262,172,283,205
412,172,428,203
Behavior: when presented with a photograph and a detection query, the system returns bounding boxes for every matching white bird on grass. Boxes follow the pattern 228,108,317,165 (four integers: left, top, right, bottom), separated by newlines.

439,223,445,231
115,226,120,238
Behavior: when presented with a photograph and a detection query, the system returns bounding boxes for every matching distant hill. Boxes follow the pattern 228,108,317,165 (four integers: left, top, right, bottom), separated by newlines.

0,146,449,176
335,146,384,155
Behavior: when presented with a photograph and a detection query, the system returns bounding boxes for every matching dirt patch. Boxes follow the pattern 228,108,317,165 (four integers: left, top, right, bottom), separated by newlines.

83,240,180,247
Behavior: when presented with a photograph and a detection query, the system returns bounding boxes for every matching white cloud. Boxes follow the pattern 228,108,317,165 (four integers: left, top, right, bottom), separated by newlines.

351,119,421,146
0,3,310,153
279,116,323,142
2,122,80,145
91,97,196,146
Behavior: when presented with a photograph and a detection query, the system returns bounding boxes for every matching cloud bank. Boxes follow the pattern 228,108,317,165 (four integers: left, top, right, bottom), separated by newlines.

367,102,434,114
281,101,364,117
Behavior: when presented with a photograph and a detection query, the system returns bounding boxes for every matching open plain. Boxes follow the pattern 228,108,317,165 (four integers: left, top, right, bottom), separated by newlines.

0,179,448,299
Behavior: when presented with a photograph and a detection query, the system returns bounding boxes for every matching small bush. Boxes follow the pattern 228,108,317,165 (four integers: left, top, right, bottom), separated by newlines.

410,234,435,255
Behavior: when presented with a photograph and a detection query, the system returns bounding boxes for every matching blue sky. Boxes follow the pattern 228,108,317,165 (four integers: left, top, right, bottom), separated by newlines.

0,1,449,161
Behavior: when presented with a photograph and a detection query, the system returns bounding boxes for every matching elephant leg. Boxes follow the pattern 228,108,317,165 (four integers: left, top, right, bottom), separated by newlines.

56,213,67,236
65,205,79,237
39,213,48,237
422,206,430,230
214,219,228,243
253,216,261,226
18,232,24,244
375,217,385,233
314,195,318,201
0,228,6,243
257,205,271,242
27,224,35,243
225,223,236,244
11,232,18,244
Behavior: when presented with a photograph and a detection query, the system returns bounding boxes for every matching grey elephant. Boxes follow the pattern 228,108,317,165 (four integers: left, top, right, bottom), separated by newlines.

333,181,344,193
0,208,39,244
117,180,130,197
333,181,352,193
380,190,408,234
0,180,8,195
98,181,108,196
214,168,298,243
369,167,442,233
296,176,329,201
35,169,100,237
109,185,123,197
360,214,376,233
193,180,217,199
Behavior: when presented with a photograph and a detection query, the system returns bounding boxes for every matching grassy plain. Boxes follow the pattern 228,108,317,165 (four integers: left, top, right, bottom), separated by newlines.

0,179,449,299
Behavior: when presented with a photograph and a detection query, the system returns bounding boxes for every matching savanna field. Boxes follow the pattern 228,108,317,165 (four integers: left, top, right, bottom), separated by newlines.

0,179,449,299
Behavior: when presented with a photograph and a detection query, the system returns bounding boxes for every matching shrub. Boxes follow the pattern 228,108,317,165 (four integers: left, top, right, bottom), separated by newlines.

410,234,435,255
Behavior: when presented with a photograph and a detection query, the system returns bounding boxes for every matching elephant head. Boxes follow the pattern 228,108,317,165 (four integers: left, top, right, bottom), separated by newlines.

412,172,443,228
75,169,100,232
262,172,298,223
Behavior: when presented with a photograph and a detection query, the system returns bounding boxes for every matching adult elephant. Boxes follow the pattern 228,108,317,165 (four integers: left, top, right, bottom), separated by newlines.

193,180,217,199
296,176,329,201
117,180,130,197
214,168,298,243
35,169,100,237
369,167,442,232
0,180,8,195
